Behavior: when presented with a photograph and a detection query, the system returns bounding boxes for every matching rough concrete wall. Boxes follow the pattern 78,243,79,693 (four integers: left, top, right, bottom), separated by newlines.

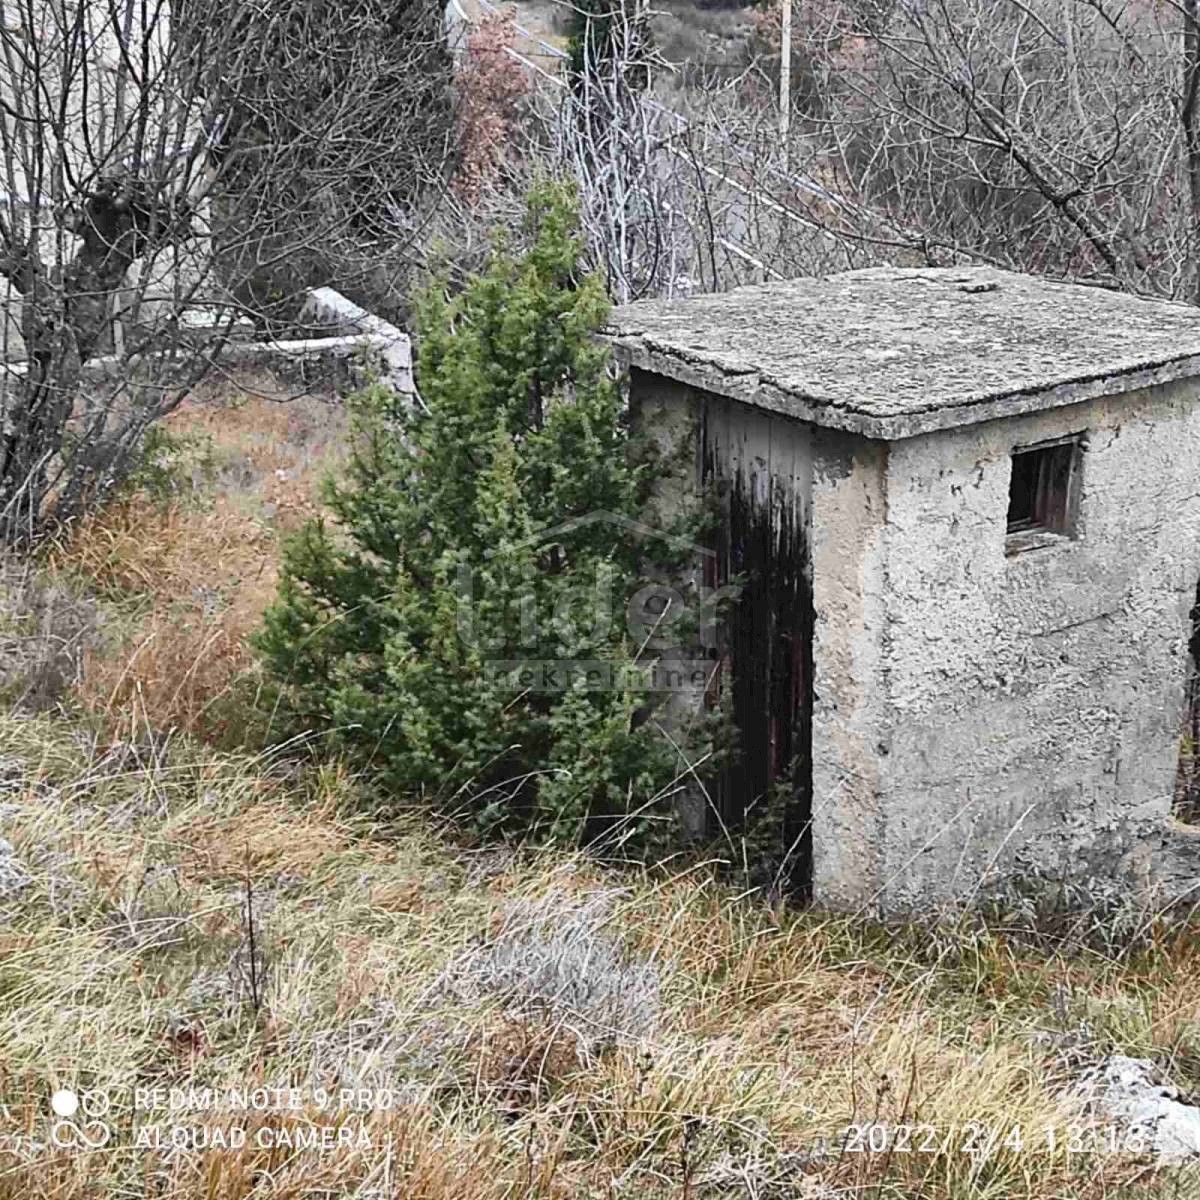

299,288,413,394
807,431,891,909
627,370,713,840
1,287,415,410
868,377,1200,912
701,385,815,892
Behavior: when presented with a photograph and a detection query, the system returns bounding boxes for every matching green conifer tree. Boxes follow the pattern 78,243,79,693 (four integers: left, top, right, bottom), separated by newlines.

254,183,704,846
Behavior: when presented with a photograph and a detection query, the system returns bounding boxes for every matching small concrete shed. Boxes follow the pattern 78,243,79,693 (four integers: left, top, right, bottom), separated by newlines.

607,265,1200,913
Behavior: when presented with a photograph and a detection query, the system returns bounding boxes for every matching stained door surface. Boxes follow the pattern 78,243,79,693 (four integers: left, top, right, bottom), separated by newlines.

701,396,815,896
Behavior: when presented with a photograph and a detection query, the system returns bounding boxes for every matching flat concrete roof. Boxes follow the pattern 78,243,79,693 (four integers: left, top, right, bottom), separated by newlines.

606,266,1200,439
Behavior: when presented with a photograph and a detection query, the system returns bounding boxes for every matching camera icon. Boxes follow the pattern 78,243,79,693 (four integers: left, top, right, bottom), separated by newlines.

49,1089,113,1149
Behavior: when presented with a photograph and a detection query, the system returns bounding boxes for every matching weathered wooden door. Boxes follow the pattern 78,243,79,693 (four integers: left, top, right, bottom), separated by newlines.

701,395,814,897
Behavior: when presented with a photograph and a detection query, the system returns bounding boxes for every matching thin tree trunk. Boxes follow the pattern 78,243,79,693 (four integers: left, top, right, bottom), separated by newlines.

1182,0,1200,302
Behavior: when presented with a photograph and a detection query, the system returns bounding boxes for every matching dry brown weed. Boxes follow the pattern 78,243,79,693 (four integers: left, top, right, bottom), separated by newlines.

46,382,347,740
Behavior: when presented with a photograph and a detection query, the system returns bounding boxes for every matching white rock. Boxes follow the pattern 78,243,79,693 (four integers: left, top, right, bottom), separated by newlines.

1077,1055,1200,1160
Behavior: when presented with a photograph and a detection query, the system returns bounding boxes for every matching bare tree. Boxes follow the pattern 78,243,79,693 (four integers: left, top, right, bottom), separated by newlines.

419,0,1200,321
790,0,1197,295
521,0,853,300
485,0,1200,306
0,0,452,542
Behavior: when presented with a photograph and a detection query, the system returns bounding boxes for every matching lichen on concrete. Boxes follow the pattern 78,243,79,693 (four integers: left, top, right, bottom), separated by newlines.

608,266,1200,439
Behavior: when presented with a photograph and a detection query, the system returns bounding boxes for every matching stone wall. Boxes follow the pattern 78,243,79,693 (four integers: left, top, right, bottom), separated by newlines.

1,288,414,408
808,427,891,909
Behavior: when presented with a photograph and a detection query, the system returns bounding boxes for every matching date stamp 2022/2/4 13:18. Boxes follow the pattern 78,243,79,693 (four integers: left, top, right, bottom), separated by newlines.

838,1122,1151,1158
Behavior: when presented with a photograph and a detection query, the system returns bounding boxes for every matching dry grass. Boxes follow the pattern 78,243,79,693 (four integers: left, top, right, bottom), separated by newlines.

0,558,102,711
0,713,1199,1198
43,378,347,741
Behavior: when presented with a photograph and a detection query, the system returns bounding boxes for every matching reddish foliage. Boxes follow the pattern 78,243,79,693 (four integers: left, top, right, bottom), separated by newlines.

456,11,530,203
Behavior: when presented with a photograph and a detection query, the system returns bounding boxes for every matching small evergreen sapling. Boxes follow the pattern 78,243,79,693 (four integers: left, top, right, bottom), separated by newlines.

255,184,706,846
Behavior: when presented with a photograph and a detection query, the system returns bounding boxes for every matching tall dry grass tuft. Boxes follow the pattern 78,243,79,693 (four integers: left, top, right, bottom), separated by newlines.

43,382,346,741
54,495,276,738
0,557,101,711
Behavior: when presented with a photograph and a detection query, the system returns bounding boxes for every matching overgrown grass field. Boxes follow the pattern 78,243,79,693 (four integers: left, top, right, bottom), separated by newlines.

2,384,1200,1198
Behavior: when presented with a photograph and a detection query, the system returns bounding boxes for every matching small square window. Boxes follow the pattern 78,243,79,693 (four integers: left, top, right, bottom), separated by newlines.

1006,436,1081,549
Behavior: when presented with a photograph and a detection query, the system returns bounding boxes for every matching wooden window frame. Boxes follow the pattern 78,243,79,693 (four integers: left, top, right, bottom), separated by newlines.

1005,433,1084,553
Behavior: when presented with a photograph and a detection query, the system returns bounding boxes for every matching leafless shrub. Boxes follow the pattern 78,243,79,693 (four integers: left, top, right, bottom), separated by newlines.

468,0,878,300
460,0,1200,315
456,12,532,205
789,0,1200,297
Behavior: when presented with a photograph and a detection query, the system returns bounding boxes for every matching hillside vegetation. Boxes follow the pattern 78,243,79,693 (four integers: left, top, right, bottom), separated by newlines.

1,387,1200,1198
